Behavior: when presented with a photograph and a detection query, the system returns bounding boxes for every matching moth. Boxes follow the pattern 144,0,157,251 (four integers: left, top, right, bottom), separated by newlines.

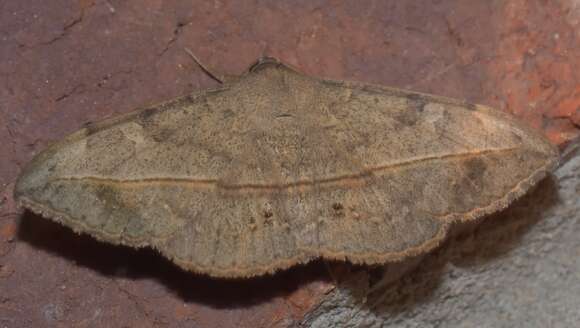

15,57,559,278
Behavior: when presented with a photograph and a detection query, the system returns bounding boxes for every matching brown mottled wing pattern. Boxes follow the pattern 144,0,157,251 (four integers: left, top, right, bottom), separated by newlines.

14,60,558,278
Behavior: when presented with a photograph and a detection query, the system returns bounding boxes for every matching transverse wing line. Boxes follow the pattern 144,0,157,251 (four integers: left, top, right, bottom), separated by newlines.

51,147,518,193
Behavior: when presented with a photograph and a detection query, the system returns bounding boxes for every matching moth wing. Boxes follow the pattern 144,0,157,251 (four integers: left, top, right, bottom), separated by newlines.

15,64,558,277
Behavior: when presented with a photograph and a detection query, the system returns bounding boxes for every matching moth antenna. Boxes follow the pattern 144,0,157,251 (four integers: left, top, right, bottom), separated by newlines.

184,48,225,84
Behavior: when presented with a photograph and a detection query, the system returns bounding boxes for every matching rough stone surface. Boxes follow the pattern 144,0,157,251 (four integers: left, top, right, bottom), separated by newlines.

1,0,579,327
303,145,580,328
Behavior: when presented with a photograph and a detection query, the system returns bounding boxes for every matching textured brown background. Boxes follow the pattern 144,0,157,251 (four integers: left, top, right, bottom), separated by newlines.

1,1,579,327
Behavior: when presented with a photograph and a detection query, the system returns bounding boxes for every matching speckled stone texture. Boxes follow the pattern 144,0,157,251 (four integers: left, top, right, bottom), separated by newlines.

1,1,579,327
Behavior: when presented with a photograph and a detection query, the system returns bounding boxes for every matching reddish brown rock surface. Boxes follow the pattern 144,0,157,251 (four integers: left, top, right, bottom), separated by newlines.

1,1,578,327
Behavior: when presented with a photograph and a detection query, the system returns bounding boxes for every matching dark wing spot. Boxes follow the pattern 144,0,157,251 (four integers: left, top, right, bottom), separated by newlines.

83,121,100,136
511,131,523,143
464,157,487,181
391,94,428,127
150,128,175,143
406,93,428,113
463,102,478,111
136,107,176,142
137,108,158,127
332,202,344,211
449,157,488,210
263,209,273,218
